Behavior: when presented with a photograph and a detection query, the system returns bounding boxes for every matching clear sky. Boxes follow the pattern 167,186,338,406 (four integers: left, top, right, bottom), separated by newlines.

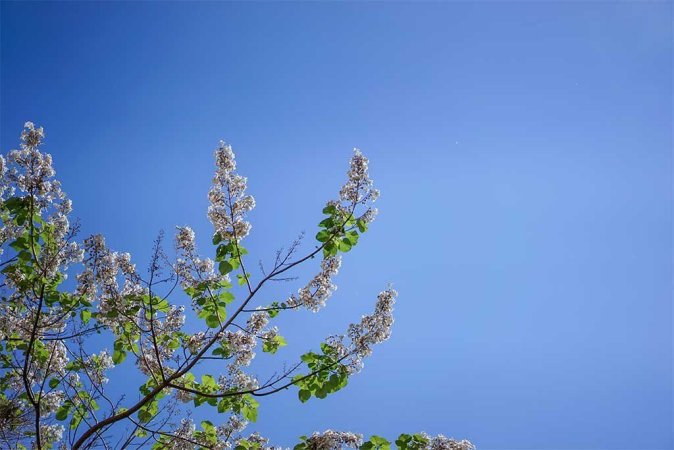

1,2,672,449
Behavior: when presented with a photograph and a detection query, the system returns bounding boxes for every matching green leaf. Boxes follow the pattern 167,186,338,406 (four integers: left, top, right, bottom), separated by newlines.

338,238,352,252
217,398,231,413
315,386,328,399
48,378,60,389
218,261,234,275
138,408,153,424
371,436,390,448
3,196,25,213
9,237,29,251
267,302,281,318
80,309,91,325
319,218,334,228
357,219,369,233
298,389,311,403
112,349,126,365
315,230,330,242
205,314,221,328
263,335,287,354
300,352,316,363
241,396,259,422
201,374,217,389
55,405,70,421
237,274,248,286
219,291,235,304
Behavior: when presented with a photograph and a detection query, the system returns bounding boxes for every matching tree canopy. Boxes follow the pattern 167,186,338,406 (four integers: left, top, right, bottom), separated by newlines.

0,123,473,450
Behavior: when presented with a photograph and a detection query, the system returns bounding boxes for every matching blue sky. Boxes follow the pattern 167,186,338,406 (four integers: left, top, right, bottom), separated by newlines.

1,2,672,449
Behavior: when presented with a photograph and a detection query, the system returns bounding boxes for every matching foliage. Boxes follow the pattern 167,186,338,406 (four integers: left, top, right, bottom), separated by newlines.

0,123,473,450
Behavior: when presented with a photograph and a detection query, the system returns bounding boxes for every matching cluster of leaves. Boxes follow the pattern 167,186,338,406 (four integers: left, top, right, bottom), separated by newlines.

54,392,100,431
214,237,250,286
295,343,349,403
262,334,286,354
316,204,367,257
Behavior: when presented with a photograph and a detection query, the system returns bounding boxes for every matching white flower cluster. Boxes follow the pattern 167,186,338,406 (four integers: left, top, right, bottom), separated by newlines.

136,344,165,377
423,434,476,450
175,387,193,404
219,369,259,393
304,430,363,450
246,432,269,445
85,350,114,385
208,142,255,242
6,123,58,204
237,431,282,450
162,305,187,333
187,331,207,353
220,414,247,435
43,340,69,380
176,226,196,253
220,330,257,367
163,417,259,450
260,326,280,344
287,256,341,312
246,311,269,334
174,226,227,293
1,122,83,274
325,288,397,374
0,154,7,198
330,149,379,227
36,424,64,448
166,419,197,450
339,149,379,205
348,288,396,358
81,234,141,329
0,300,69,342
40,390,65,417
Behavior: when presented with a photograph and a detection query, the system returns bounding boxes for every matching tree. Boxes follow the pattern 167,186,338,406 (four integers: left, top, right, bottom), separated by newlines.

0,122,473,450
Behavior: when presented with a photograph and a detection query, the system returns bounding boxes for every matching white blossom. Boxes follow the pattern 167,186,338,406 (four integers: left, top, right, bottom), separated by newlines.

187,331,207,353
176,226,196,252
35,424,64,448
287,256,341,312
246,311,269,334
325,288,397,374
423,433,476,450
218,414,247,435
220,330,256,367
1,122,82,277
219,368,259,392
175,388,193,404
165,419,197,450
208,141,255,242
305,430,363,450
40,390,65,417
46,340,69,378
86,350,114,385
162,305,186,333
174,225,228,294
